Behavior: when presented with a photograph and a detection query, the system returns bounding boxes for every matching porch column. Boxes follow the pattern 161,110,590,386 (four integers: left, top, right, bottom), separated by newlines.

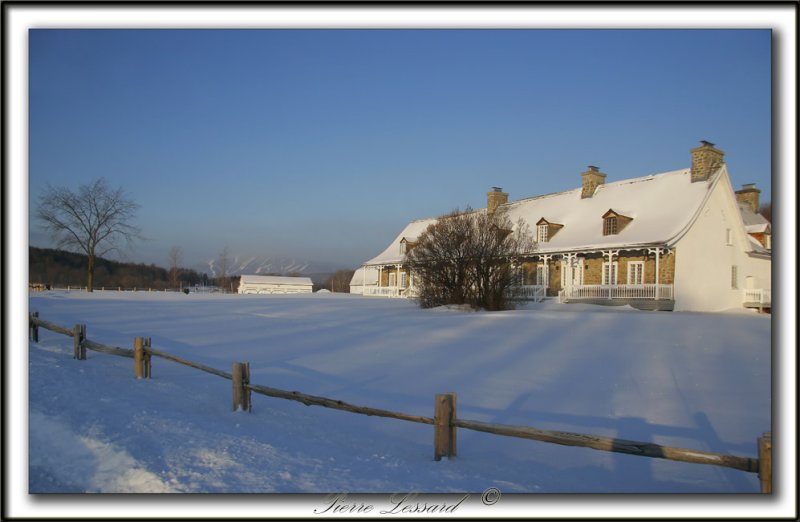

561,253,576,299
396,264,402,295
540,254,552,295
378,266,383,288
647,247,663,300
603,250,619,300
362,265,366,294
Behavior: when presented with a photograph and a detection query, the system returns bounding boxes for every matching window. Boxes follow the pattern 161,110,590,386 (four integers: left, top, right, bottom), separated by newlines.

537,224,549,243
602,262,618,285
399,272,408,288
627,261,644,285
400,242,406,255
731,265,738,289
604,216,618,236
388,272,396,287
536,265,546,286
726,228,733,246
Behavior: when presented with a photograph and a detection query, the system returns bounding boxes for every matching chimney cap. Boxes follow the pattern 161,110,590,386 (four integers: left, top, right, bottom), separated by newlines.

491,186,504,192
700,140,716,147
587,165,600,172
737,183,760,193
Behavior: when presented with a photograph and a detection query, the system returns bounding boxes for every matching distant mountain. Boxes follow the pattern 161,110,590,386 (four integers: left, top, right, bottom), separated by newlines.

200,255,346,283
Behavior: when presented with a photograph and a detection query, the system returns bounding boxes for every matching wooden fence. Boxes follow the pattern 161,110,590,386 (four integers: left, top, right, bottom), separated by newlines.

30,285,228,294
28,312,773,493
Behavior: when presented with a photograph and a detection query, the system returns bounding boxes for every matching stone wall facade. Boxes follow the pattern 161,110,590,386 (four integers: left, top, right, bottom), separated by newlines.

518,249,676,294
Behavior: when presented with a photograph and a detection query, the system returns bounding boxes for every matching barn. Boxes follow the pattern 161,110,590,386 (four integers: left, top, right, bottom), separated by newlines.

238,275,313,295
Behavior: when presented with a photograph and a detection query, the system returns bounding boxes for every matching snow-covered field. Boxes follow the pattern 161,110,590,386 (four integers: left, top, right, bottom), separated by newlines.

25,290,772,499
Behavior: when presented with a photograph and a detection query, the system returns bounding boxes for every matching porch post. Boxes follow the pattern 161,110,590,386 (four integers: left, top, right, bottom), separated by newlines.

541,254,552,296
561,253,576,300
603,250,618,299
363,265,366,294
396,264,402,295
378,266,383,288
647,247,662,300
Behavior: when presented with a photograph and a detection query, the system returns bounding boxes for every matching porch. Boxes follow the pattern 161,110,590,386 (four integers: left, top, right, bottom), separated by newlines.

558,284,675,311
743,288,771,312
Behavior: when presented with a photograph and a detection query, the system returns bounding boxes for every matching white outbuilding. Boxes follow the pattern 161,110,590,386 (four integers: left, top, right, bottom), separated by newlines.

238,275,313,295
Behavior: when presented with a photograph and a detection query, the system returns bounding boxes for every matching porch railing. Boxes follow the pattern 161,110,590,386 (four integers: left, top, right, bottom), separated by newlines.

559,284,674,302
510,285,547,302
363,286,401,297
743,288,771,306
363,286,417,298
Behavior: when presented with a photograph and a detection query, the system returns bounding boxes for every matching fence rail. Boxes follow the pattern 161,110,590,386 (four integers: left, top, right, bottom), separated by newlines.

28,312,772,493
30,285,228,294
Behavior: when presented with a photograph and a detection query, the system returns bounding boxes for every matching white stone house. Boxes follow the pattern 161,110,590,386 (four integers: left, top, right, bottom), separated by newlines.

238,275,313,295
350,142,771,312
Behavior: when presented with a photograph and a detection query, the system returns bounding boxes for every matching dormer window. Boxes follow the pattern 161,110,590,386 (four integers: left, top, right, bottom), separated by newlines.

400,237,417,255
602,209,632,236
535,218,563,243
537,224,549,243
604,216,618,236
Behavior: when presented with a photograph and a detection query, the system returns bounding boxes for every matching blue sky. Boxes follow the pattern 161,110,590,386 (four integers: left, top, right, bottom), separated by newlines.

28,29,772,271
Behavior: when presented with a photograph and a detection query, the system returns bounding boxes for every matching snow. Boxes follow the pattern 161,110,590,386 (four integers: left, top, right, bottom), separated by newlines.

26,291,771,496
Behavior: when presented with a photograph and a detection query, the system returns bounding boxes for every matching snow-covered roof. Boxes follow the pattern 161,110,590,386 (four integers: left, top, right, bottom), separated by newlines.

240,275,313,286
746,235,770,255
363,167,723,265
738,203,771,234
349,266,379,287
502,168,713,253
364,217,438,265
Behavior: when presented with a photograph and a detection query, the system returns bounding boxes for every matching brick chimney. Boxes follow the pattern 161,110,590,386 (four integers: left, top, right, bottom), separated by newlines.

735,183,761,213
487,187,508,214
690,140,725,182
580,166,606,199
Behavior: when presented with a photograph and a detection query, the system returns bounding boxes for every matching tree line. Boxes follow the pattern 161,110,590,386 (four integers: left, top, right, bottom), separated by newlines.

29,246,210,290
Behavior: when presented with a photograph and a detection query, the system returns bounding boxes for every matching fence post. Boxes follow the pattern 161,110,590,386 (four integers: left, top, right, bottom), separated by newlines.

79,324,87,359
134,336,144,379
73,324,86,360
232,363,243,411
758,432,772,493
29,312,39,342
143,337,153,379
243,362,251,412
232,362,252,412
434,392,457,461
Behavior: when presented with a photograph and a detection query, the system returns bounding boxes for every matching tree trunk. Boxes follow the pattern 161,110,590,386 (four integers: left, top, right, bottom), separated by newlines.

86,254,95,292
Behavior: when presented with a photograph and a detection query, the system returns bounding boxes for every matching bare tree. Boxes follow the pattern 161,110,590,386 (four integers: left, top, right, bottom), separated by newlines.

406,207,534,311
36,178,141,292
168,245,183,289
325,269,356,292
